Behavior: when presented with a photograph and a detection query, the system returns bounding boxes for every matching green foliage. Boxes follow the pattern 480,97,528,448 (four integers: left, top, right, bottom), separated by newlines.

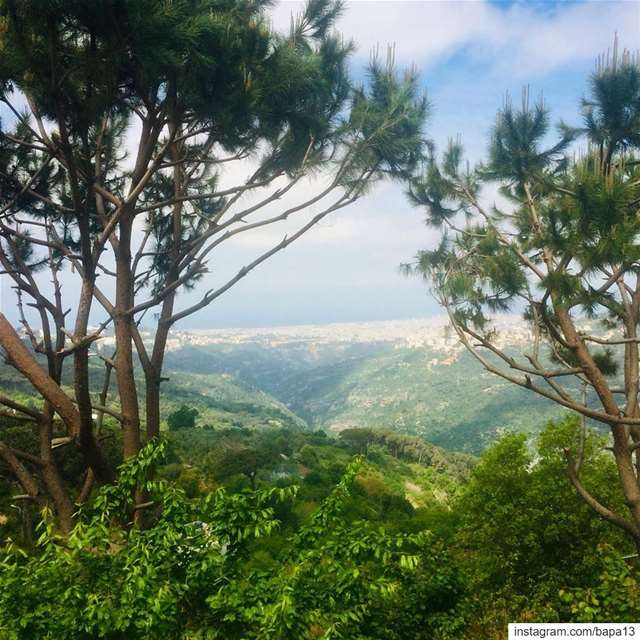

0,440,291,638
560,545,640,622
454,416,632,628
581,57,640,166
0,441,462,639
167,405,199,430
160,369,307,432
339,427,474,479
3,3,636,635
0,0,428,291
2,413,638,637
408,52,640,339
459,417,628,587
406,45,640,553
483,96,573,187
162,334,570,454
346,52,428,184
214,443,271,489
363,540,464,640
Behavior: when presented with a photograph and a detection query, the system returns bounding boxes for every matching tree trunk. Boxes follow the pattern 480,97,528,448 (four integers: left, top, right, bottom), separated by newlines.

146,295,175,440
115,215,141,459
145,111,183,441
554,305,640,538
0,313,113,483
611,431,640,539
145,372,162,442
39,405,75,533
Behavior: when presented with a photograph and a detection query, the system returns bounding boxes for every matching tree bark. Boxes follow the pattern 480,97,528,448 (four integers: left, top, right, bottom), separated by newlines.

39,405,75,534
0,442,39,497
0,313,113,483
0,313,80,433
145,113,182,440
145,297,175,440
554,305,640,536
114,214,141,459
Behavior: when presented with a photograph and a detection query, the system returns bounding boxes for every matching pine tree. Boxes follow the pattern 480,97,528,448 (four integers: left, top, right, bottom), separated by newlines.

408,40,640,547
0,0,428,531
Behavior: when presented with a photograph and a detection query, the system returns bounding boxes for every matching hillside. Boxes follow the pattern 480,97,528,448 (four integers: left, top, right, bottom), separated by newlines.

271,347,567,453
163,318,569,454
1,316,579,453
160,370,306,431
0,350,305,433
163,424,475,513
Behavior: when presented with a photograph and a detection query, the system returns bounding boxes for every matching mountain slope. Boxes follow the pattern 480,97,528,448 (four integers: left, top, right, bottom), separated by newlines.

165,334,568,454
161,369,307,431
271,347,566,453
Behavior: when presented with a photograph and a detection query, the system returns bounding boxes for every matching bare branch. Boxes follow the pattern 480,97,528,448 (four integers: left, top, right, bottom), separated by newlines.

0,394,43,421
168,192,360,325
565,448,639,539
0,313,83,437
442,301,640,426
0,441,40,496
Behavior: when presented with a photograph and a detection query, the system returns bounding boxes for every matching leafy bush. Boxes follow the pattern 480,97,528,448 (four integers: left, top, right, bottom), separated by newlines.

560,546,640,622
0,442,461,639
167,405,200,430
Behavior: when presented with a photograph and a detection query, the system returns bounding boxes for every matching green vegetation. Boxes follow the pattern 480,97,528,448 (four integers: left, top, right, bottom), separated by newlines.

0,0,638,634
161,370,307,432
167,405,199,431
0,0,428,519
165,342,568,452
277,347,567,452
0,432,467,639
2,417,638,637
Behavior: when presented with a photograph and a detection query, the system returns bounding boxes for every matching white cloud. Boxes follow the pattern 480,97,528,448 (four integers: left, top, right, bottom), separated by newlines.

271,0,639,77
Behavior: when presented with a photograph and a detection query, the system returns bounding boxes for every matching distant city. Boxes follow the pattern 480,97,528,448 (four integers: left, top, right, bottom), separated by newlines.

90,315,536,361
17,315,611,364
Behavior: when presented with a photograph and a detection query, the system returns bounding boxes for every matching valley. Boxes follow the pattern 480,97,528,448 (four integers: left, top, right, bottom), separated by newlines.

158,316,568,453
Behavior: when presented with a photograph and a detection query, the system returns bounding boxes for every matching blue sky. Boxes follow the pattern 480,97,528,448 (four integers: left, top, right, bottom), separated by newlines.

180,0,638,329
1,0,638,329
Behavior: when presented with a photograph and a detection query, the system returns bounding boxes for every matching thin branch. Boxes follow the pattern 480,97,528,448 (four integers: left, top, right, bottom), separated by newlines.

0,155,55,220
168,190,361,325
441,299,640,426
565,448,639,539
0,394,43,420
